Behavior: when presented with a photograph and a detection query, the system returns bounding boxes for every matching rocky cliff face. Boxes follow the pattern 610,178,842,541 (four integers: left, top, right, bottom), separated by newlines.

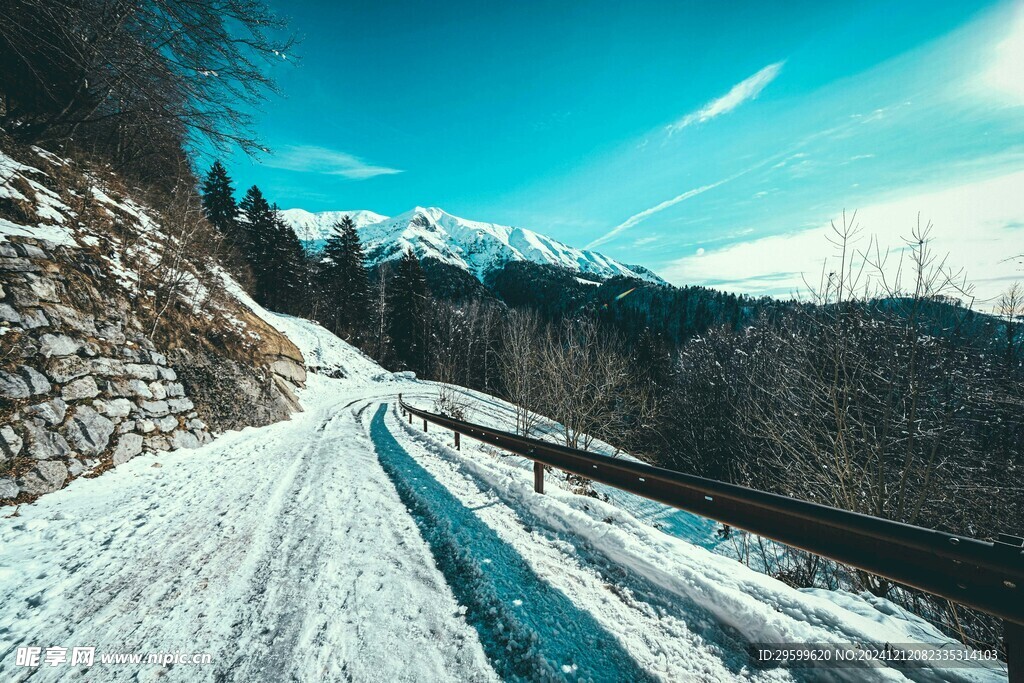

0,141,306,504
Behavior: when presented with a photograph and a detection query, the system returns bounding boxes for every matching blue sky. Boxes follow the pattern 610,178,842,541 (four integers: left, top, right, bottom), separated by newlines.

222,0,1024,304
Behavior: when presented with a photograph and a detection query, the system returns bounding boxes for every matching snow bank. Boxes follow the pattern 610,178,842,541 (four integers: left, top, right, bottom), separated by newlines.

218,272,386,383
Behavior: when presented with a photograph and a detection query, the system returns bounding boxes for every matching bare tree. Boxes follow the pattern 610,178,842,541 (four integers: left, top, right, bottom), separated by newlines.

536,317,657,452
997,282,1022,362
731,216,1001,592
499,309,544,436
0,0,294,176
370,263,391,361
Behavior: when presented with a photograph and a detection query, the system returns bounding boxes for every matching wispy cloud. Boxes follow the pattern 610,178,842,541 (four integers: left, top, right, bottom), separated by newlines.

586,161,766,249
586,180,729,249
660,169,1024,306
984,1,1024,103
666,61,785,134
264,144,403,180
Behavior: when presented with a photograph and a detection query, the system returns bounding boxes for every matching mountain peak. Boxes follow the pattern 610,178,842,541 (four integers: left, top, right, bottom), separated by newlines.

280,207,667,285
278,208,389,243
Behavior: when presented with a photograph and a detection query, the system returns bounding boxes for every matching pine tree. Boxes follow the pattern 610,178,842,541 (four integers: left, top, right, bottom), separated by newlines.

236,186,309,313
268,206,308,313
200,161,237,239
387,249,429,371
319,215,370,336
238,185,276,304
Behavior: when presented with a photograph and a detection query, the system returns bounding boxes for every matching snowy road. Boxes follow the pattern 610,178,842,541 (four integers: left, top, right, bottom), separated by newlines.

0,309,1008,682
0,376,765,682
0,379,497,682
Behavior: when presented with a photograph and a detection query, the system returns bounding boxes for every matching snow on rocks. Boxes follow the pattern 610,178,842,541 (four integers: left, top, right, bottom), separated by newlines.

1,144,306,505
0,239,216,502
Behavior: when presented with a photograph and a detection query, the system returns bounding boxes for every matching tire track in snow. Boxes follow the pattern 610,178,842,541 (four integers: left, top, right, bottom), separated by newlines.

368,403,660,683
376,402,804,683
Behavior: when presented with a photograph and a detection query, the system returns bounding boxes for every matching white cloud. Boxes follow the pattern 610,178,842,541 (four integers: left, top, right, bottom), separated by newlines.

264,145,402,180
661,169,1024,307
585,178,730,249
667,61,785,134
984,1,1024,102
587,156,782,249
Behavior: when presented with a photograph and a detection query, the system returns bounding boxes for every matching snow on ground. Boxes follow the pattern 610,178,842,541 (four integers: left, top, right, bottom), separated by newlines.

1,146,164,250
383,402,1006,682
404,383,726,550
0,374,497,683
0,150,76,246
0,301,1009,681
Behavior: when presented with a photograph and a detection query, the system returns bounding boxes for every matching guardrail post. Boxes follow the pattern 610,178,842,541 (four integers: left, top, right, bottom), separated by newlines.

454,432,461,450
1007,620,1022,683
423,419,428,432
533,462,544,494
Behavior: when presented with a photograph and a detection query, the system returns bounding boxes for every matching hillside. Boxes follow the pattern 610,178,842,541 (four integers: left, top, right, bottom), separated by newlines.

0,139,306,503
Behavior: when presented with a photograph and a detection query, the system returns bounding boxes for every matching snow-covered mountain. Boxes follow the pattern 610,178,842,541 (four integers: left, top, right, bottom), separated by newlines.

280,206,666,285
278,208,389,243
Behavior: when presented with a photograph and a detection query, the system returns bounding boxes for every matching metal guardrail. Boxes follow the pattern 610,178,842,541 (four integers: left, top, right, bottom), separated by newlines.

398,395,1023,679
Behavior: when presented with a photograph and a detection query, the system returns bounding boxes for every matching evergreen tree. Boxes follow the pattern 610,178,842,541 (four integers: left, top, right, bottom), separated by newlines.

268,205,308,313
236,186,308,312
319,215,371,336
387,249,429,371
200,161,237,239
237,185,277,304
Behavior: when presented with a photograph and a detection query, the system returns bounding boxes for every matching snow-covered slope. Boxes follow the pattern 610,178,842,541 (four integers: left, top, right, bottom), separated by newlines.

281,206,666,285
277,208,388,243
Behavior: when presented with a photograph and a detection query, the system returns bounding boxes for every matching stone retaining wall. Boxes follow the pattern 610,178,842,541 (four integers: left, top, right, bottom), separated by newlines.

0,236,302,502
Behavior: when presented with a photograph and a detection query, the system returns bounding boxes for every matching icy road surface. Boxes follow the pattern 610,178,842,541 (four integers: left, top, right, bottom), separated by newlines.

0,310,1008,682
